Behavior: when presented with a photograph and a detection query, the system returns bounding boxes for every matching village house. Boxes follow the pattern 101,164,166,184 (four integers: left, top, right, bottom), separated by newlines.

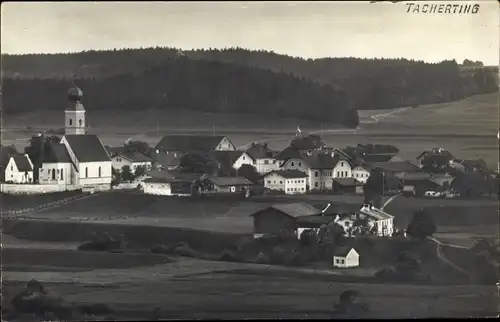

249,202,321,239
154,135,236,155
201,176,253,195
141,170,202,196
149,150,182,171
110,151,153,172
455,159,489,173
334,203,394,237
208,150,245,174
234,143,279,174
280,150,352,191
351,164,371,183
416,148,454,170
1,154,34,183
331,178,364,195
333,247,360,268
39,86,112,190
263,170,308,195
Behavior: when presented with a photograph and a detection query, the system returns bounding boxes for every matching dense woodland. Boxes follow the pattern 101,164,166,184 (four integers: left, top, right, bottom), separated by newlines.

2,47,498,125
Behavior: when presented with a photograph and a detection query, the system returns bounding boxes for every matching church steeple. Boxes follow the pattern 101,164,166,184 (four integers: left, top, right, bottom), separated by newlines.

65,74,86,135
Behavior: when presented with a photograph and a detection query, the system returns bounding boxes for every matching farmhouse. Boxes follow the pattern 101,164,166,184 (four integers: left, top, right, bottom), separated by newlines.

238,143,279,174
39,86,112,190
370,160,420,176
416,148,454,169
331,178,364,195
249,202,320,239
281,150,352,191
154,135,236,154
142,171,202,196
110,151,153,171
264,170,308,194
273,146,301,165
333,247,360,268
201,176,253,194
335,203,394,237
1,154,34,183
351,164,371,183
150,150,182,170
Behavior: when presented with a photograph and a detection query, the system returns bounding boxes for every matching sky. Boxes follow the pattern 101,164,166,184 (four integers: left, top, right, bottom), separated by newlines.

1,1,499,65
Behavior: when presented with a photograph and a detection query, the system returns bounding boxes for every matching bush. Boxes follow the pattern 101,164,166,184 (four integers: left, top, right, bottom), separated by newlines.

174,245,197,258
374,266,397,279
219,249,238,262
254,252,270,264
150,244,174,255
77,303,116,316
269,246,286,264
283,250,302,267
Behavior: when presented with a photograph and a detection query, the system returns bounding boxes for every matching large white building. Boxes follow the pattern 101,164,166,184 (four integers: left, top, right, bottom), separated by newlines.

280,150,353,191
264,170,308,194
39,86,112,190
110,151,153,172
334,203,394,237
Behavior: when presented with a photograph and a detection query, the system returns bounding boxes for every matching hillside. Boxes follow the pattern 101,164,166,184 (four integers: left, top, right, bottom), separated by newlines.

1,47,498,117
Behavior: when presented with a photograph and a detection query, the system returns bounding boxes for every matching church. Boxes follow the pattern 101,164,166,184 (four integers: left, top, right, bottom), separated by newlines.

38,85,112,191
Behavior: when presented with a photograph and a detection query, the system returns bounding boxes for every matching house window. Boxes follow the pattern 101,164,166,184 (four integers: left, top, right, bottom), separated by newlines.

315,182,318,188
273,160,276,164
98,166,102,177
341,162,344,167
243,156,245,160
341,259,345,264
280,181,283,184
315,171,318,177
298,162,302,166
336,171,340,177
10,165,13,171
79,119,82,126
69,118,72,126
85,167,88,178
336,259,340,264
52,168,56,180
264,160,269,165
291,162,295,166
267,180,271,184
61,169,64,180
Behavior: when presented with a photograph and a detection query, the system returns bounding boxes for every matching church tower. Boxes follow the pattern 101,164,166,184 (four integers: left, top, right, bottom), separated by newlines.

65,85,86,135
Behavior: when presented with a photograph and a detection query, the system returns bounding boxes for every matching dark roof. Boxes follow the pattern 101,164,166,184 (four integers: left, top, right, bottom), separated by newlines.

360,154,395,163
416,149,454,160
334,246,355,257
320,203,363,215
274,146,301,161
332,178,363,187
42,143,72,163
150,151,182,168
155,135,230,153
64,134,111,162
251,202,320,218
245,143,276,160
207,176,253,186
12,155,33,172
396,172,432,181
208,150,244,170
146,169,202,182
459,159,488,169
370,161,419,173
113,151,153,163
265,170,308,179
289,135,325,150
302,153,350,169
105,146,124,156
295,214,337,226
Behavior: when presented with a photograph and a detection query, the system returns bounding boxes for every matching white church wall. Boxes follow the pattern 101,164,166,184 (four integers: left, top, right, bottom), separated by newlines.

0,183,81,195
79,161,112,186
39,162,73,185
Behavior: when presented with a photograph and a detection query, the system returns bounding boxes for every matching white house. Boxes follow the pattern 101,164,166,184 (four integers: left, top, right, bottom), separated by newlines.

335,203,394,237
238,143,279,174
2,155,34,183
351,165,371,184
333,247,360,268
142,171,201,196
39,85,112,191
110,151,153,172
280,151,352,191
264,170,308,194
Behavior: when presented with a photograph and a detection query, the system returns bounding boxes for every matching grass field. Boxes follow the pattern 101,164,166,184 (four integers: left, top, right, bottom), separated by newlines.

3,93,498,166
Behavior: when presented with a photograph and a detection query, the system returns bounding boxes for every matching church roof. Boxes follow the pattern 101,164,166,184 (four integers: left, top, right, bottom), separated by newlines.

64,134,111,162
12,155,33,172
42,144,72,164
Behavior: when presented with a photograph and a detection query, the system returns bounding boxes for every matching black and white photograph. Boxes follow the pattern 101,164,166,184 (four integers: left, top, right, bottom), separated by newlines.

1,1,499,320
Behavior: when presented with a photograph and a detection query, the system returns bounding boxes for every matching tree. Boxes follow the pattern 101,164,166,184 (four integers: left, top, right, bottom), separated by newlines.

111,168,121,186
237,164,260,184
363,168,384,208
300,229,318,247
332,290,370,318
120,165,134,182
406,209,437,239
134,165,147,178
318,221,345,245
24,134,61,183
123,140,151,156
0,144,18,155
180,151,218,174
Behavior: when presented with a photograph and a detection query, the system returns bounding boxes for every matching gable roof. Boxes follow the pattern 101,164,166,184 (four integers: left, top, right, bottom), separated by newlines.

359,205,394,221
302,153,350,170
155,135,229,153
245,143,276,160
12,155,33,172
207,176,253,186
113,151,153,163
64,134,111,162
42,143,72,164
265,170,308,179
295,214,338,226
251,202,320,218
208,150,244,170
334,246,356,257
370,161,420,173
274,146,301,161
332,178,363,187
150,151,182,168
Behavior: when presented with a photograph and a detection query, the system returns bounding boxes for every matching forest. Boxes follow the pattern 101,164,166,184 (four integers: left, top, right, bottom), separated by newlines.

1,47,498,124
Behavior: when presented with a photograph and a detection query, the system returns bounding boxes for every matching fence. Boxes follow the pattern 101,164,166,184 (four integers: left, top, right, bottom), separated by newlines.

0,184,81,195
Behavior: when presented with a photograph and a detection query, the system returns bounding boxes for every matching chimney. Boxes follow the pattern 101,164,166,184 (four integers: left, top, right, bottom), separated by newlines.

251,142,255,146
264,143,268,148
